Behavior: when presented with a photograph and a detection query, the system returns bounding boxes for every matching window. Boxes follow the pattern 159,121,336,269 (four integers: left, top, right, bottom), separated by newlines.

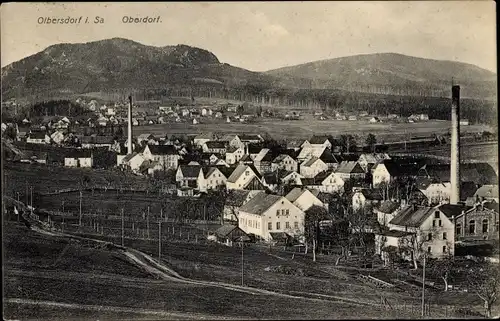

496,221,499,232
286,222,290,229
442,246,447,253
276,209,280,216
456,224,462,236
438,220,442,227
432,220,436,227
276,222,281,230
469,220,476,234
443,232,447,240
294,222,299,229
285,209,289,216
434,211,440,219
268,222,272,230
427,246,432,253
427,233,432,241
482,219,489,233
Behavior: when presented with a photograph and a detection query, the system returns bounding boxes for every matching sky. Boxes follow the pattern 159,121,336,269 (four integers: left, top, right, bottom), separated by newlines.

1,1,496,72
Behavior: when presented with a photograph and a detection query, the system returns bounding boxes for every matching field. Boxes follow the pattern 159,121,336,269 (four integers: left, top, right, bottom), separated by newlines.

4,221,417,320
132,118,490,142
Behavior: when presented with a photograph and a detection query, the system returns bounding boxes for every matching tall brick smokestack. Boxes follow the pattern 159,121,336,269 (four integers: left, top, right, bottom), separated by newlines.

450,85,460,204
127,95,133,155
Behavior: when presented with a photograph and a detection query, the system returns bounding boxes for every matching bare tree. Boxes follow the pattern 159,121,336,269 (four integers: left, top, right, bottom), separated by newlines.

428,245,455,291
466,260,500,318
303,205,329,262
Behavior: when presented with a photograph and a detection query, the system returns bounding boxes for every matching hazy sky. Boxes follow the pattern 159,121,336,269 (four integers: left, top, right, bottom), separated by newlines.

1,1,496,72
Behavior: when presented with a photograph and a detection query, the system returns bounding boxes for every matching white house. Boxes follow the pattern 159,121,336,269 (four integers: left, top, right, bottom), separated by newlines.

374,200,402,227
122,153,146,172
225,147,245,165
142,145,180,171
176,165,205,191
202,141,227,154
281,171,305,186
304,171,345,194
223,134,244,149
64,150,93,168
193,133,214,147
238,191,305,241
137,134,157,146
357,153,391,173
372,160,420,187
352,189,383,211
50,131,65,145
203,167,227,190
226,164,262,190
271,154,298,172
335,161,366,181
26,132,50,144
300,157,329,178
285,187,326,212
223,190,260,222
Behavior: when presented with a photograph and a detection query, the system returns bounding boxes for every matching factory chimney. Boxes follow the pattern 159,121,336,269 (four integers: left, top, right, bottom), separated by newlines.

450,85,460,204
127,95,133,155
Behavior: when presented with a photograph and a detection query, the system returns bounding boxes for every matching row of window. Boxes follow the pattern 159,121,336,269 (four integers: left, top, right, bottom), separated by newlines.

427,246,448,254
276,209,290,216
240,218,260,229
427,232,447,241
456,219,499,235
268,221,299,230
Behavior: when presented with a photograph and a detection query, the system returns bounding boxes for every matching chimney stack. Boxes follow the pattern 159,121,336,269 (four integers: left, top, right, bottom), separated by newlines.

450,85,460,204
127,95,133,155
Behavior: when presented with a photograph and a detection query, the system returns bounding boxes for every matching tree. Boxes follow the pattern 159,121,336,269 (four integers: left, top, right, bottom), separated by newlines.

466,261,499,318
428,251,455,291
303,205,329,262
339,134,356,154
366,134,377,153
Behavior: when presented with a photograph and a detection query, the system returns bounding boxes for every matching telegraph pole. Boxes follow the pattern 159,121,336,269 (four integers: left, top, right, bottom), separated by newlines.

121,208,125,247
158,220,162,261
30,186,33,216
79,191,82,226
421,254,426,317
241,237,244,286
147,206,150,239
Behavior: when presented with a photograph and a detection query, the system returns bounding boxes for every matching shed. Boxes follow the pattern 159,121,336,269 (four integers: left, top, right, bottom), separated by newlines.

214,225,251,246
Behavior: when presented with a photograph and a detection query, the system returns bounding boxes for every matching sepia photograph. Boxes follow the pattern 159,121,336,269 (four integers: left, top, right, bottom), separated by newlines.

1,1,498,320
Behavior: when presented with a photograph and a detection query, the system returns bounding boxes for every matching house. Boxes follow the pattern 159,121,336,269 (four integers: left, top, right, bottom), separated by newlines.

348,115,357,121
287,140,302,151
453,201,498,242
237,191,305,241
193,133,214,147
459,119,469,126
50,131,65,145
181,109,190,117
17,150,48,164
375,204,455,261
417,180,480,206
285,187,326,212
203,167,227,191
261,171,282,192
132,118,139,126
192,118,199,125
142,145,180,171
303,171,346,194
212,225,250,246
300,157,328,178
357,153,391,173
26,131,50,144
281,171,305,187
352,188,383,211
239,134,264,145
202,141,227,154
122,153,146,172
253,148,274,175
97,116,108,127
335,161,366,181
223,190,260,222
374,200,403,227
64,150,93,168
176,165,205,191
408,114,429,121
225,147,245,165
223,134,244,149
271,154,298,172
226,164,262,190
299,136,332,161
177,186,195,197
107,107,116,116
319,149,340,170
369,117,381,123
372,160,421,187
137,134,157,146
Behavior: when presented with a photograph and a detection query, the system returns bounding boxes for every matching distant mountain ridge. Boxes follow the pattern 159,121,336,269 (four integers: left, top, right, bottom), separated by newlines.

1,38,496,100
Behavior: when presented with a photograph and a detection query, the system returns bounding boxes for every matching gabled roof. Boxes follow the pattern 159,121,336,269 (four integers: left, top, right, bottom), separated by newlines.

336,161,364,174
239,192,282,215
376,200,401,214
380,160,420,177
460,182,480,201
335,154,360,162
65,149,92,159
359,153,391,164
215,225,249,240
378,230,415,238
122,152,140,163
389,205,435,227
357,189,383,201
226,146,243,153
302,157,322,167
319,149,339,164
272,154,293,163
285,187,320,203
146,145,178,155
178,165,202,179
205,141,227,149
203,167,225,179
226,190,252,206
437,203,472,218
138,133,155,140
254,148,270,163
239,134,262,141
227,164,258,183
27,131,47,139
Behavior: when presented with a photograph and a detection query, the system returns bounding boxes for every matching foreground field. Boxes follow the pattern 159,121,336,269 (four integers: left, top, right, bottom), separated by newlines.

133,118,490,142
4,221,415,320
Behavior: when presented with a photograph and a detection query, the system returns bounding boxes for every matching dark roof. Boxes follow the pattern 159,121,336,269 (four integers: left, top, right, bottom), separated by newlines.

483,201,499,213
239,192,282,215
205,141,227,149
460,182,480,201
376,200,401,214
147,145,178,155
247,143,262,154
378,230,415,238
178,165,202,178
239,134,262,141
309,135,331,144
438,204,472,218
381,160,421,177
389,205,434,227
269,232,293,242
215,225,249,240
418,163,498,185
336,161,364,174
28,131,46,139
286,187,320,203
335,154,359,162
359,189,383,201
263,172,280,185
226,190,252,206
319,149,339,163
65,149,93,158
